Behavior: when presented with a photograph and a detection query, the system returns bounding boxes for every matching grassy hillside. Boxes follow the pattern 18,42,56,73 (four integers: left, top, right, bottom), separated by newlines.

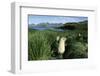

28,20,88,60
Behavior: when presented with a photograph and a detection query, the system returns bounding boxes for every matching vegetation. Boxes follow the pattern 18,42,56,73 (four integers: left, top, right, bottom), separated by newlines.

28,20,88,60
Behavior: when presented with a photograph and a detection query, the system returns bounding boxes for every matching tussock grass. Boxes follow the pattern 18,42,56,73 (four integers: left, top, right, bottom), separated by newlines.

28,29,88,60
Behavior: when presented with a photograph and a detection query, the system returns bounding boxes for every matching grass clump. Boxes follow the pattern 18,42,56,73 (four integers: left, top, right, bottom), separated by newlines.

28,31,52,60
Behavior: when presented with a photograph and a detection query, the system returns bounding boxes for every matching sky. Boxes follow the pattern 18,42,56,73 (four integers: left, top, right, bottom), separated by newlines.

28,15,88,25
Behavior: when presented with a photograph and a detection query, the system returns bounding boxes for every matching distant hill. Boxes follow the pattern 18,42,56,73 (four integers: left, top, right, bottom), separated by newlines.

28,23,63,29
57,20,88,30
28,24,36,29
28,20,88,31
